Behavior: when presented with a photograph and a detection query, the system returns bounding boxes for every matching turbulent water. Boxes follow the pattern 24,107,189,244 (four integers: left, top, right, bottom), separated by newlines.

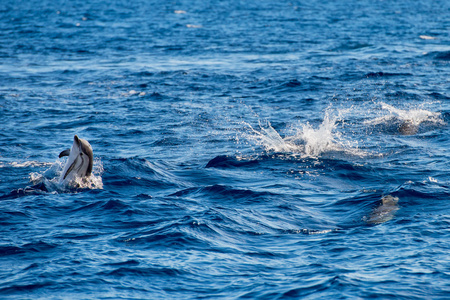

1,0,449,299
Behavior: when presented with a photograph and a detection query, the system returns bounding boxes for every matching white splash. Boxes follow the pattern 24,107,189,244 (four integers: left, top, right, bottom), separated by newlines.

419,35,437,40
30,158,103,192
6,161,54,168
364,102,445,129
288,111,343,157
243,119,298,153
243,109,364,158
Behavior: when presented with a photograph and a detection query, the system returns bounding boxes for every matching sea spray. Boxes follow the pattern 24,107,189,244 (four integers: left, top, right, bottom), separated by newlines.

30,158,104,191
243,108,365,158
243,119,299,153
289,110,341,157
364,102,445,130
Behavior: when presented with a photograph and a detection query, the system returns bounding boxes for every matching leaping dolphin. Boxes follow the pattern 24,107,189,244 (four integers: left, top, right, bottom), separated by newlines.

59,135,93,184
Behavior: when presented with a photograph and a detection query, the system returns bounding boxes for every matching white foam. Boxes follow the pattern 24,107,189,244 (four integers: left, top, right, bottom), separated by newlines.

290,228,336,235
29,158,103,192
71,173,104,190
243,109,366,158
290,111,342,157
419,35,437,40
8,161,53,168
364,102,445,126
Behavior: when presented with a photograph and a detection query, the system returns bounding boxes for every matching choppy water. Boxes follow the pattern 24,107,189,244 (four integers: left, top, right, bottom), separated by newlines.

1,0,450,299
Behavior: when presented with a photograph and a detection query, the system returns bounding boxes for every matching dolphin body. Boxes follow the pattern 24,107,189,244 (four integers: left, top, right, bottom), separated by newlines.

367,195,399,225
59,135,93,184
398,120,418,135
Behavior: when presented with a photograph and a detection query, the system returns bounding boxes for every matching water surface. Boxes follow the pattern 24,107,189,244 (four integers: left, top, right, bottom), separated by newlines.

1,0,449,298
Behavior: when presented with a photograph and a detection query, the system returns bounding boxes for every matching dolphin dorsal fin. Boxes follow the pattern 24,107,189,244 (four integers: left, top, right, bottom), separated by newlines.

59,149,71,158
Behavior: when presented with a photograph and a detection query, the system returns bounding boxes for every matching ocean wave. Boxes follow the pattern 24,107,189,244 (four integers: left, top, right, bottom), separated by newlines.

0,241,58,257
169,184,275,203
427,50,450,61
1,0,449,298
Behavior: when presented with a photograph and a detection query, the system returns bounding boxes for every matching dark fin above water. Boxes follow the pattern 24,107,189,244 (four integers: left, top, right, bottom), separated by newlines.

59,149,71,158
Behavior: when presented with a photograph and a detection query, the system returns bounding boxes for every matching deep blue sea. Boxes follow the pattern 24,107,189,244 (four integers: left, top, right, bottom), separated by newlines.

1,0,449,299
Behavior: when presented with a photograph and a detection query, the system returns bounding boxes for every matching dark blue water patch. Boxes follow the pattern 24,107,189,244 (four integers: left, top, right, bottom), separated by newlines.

0,245,27,256
0,241,58,257
101,199,130,211
280,78,303,88
114,215,216,251
103,259,140,267
51,231,102,242
104,174,167,192
144,91,169,101
440,111,450,123
0,184,48,200
329,192,385,226
428,92,450,101
0,282,54,296
98,265,186,277
384,90,423,101
392,181,450,202
151,137,183,147
0,210,30,226
429,50,450,61
316,158,377,183
330,41,373,53
134,193,153,200
364,71,413,79
169,184,277,206
244,76,325,98
167,187,202,198
205,155,259,169
104,158,183,191
66,200,162,230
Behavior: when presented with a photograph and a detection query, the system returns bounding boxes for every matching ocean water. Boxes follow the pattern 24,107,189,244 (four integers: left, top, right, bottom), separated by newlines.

1,0,449,298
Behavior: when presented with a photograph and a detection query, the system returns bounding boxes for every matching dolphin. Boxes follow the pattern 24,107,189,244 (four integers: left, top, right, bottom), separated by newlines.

59,135,93,184
367,195,399,225
398,120,418,135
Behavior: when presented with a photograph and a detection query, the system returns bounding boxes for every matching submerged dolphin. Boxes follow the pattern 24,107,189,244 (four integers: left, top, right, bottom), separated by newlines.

59,135,93,184
367,195,399,225
398,120,418,135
